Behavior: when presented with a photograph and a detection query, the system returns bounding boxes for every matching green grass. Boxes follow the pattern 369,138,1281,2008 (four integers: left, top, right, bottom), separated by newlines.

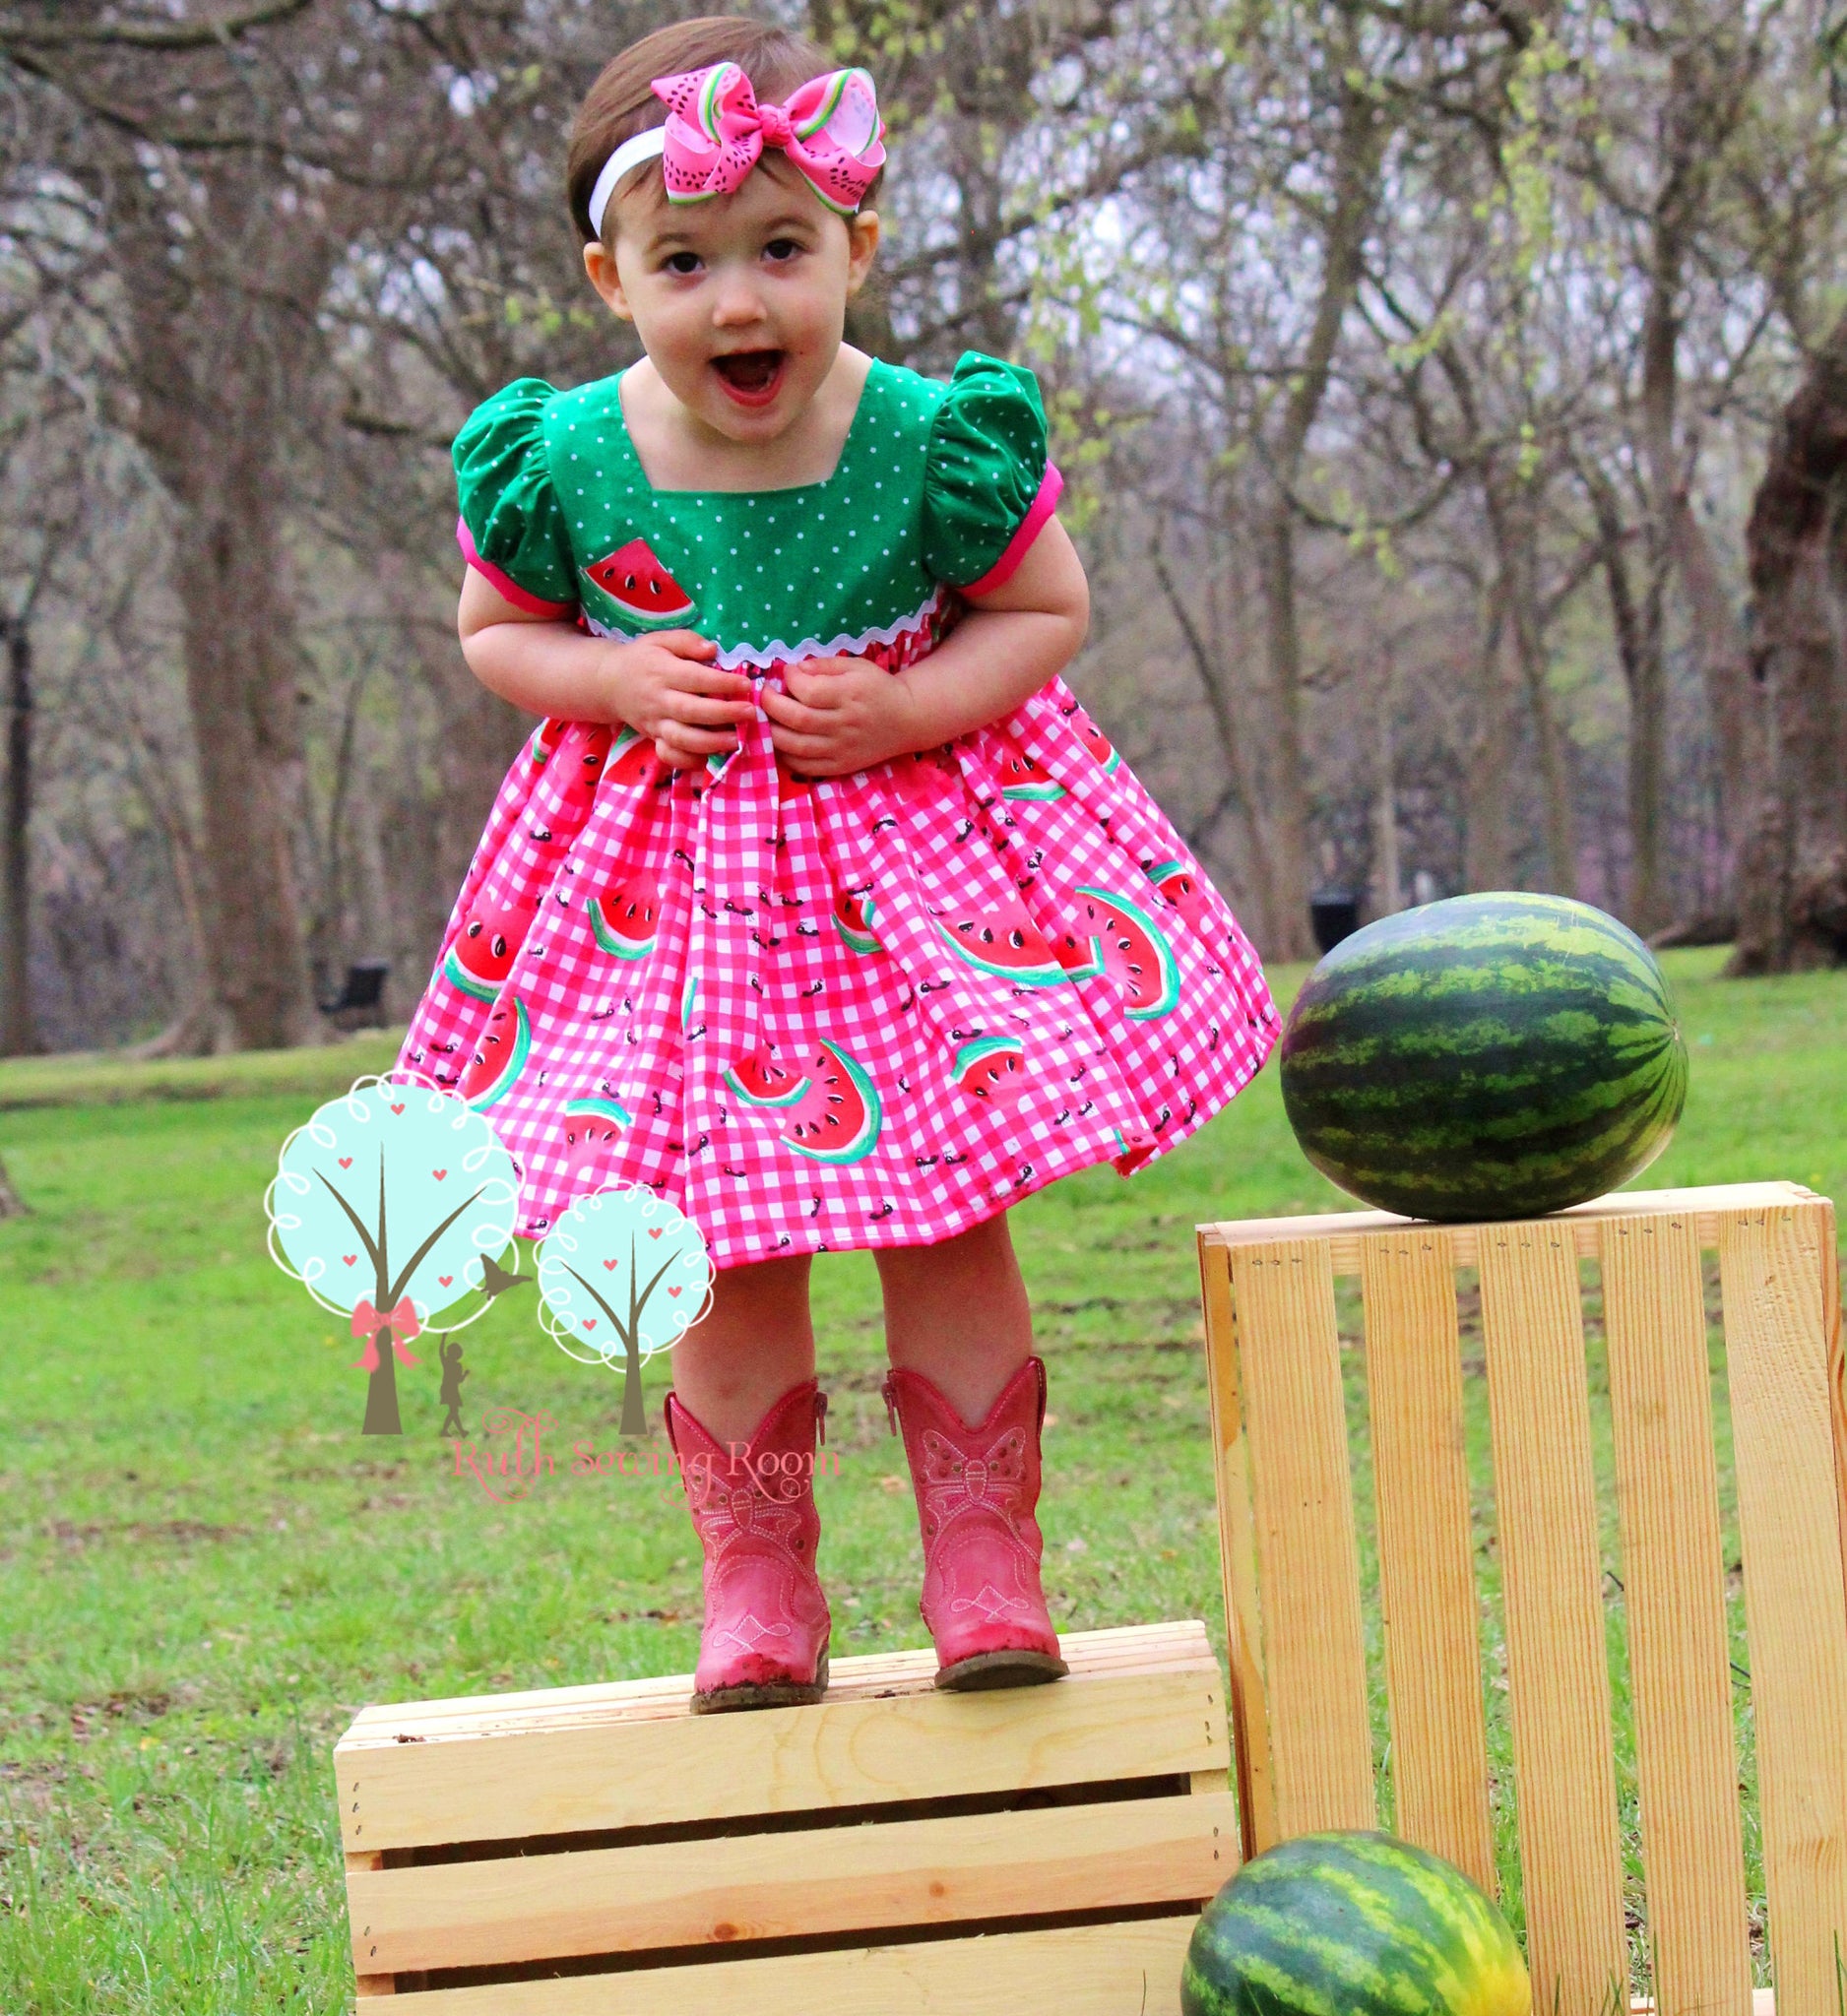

0,947,1842,2011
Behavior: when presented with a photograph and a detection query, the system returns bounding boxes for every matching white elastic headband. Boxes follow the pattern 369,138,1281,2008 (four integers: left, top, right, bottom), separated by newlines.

587,127,666,243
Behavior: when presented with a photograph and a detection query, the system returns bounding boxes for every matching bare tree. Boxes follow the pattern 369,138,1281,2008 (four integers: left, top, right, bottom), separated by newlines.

1731,311,1847,972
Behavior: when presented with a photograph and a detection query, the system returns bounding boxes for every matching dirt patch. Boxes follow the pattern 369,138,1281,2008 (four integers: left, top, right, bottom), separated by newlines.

40,1519,250,1548
68,1689,173,1738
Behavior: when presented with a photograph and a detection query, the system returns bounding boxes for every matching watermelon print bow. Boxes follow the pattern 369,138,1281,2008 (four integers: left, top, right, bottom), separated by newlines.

651,63,886,217
350,1298,421,1372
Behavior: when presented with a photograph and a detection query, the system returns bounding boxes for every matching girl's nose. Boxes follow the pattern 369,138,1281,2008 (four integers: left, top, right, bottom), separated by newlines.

710,272,767,329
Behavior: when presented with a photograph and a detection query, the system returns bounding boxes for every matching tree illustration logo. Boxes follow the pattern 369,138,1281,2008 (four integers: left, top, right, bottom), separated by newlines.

266,1076,522,1435
536,1187,713,1437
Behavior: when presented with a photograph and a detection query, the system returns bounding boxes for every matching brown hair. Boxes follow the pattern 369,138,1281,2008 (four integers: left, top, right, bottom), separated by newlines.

566,16,883,244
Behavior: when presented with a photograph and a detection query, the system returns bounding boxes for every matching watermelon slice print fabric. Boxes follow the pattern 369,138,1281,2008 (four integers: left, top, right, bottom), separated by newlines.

401,351,1279,1263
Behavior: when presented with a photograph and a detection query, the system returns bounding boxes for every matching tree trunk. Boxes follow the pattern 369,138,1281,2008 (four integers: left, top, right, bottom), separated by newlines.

1464,577,1514,890
1585,465,1671,933
1731,312,1847,973
1637,39,1756,912
620,1337,648,1437
168,459,316,1048
108,156,325,1051
1501,516,1577,896
1255,57,1383,961
1371,662,1400,917
1151,546,1282,948
0,615,36,1056
360,1325,406,1436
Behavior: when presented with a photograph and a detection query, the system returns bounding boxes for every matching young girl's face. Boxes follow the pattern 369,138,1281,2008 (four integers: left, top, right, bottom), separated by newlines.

586,154,878,445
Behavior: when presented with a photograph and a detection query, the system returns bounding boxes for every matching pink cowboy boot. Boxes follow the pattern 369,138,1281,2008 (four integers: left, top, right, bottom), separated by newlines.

881,1354,1069,1690
664,1378,832,1713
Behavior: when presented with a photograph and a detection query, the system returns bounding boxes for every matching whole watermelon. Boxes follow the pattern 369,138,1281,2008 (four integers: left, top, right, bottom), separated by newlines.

1181,1831,1531,2016
1279,893,1688,1223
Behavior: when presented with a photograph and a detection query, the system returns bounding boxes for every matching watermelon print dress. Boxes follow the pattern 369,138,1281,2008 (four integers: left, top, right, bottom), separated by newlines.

400,350,1279,1266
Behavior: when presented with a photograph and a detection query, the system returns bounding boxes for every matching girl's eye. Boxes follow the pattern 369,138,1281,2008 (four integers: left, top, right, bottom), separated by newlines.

763,238,802,264
664,251,701,276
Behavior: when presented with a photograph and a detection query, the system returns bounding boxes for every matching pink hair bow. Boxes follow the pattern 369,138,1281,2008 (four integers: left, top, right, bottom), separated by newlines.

652,62,885,217
350,1298,421,1373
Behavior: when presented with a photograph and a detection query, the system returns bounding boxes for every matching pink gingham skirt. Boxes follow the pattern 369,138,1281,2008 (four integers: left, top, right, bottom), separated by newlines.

400,666,1278,1267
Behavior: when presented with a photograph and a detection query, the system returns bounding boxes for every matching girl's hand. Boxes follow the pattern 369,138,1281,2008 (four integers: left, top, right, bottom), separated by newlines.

458,572,755,766
762,657,926,778
603,631,758,772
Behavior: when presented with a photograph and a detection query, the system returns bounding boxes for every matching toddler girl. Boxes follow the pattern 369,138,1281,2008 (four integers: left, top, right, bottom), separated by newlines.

401,16,1279,1713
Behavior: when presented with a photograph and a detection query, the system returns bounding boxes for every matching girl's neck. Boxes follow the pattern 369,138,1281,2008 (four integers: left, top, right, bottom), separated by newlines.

618,346,873,494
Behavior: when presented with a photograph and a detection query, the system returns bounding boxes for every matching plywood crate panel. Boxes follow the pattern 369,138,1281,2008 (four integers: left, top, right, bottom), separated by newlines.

335,1619,1234,2010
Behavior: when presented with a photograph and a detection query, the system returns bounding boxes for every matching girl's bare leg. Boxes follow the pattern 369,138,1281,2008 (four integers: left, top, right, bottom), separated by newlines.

874,1213,1035,1424
669,1254,816,1447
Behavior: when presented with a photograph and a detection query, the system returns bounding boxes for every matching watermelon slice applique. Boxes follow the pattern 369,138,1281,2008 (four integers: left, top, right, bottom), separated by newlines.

681,970,701,1035
1147,859,1214,933
606,724,659,789
548,724,612,816
588,869,661,962
1112,1126,1158,1174
953,1035,1028,1111
931,891,1069,986
443,894,536,1002
723,1048,811,1108
461,994,533,1110
528,718,566,771
998,749,1066,802
581,538,697,631
832,889,881,956
1073,887,1181,1021
726,1040,883,1166
561,1096,635,1187
1074,711,1122,775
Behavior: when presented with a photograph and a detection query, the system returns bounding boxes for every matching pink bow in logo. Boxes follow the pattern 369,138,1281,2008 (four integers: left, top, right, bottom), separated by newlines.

350,1298,421,1373
653,62,885,217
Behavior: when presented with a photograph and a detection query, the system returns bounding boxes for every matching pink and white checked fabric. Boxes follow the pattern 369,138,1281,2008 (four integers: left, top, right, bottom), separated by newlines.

400,655,1279,1268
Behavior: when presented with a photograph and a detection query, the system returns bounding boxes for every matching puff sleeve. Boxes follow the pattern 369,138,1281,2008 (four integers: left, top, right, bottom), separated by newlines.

921,352,1064,595
453,379,578,615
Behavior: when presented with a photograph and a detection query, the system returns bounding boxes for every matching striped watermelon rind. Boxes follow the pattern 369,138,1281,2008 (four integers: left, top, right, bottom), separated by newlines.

1279,892,1688,1223
1181,1831,1531,2016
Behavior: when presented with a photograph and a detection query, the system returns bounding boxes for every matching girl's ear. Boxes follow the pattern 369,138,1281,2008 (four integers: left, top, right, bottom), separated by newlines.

584,239,635,322
845,210,880,298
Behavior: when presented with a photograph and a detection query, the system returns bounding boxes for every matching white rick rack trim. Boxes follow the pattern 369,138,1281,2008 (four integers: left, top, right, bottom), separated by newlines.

584,584,951,672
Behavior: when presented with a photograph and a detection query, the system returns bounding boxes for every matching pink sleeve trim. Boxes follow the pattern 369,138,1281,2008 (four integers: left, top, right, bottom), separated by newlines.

960,463,1064,598
457,517,575,617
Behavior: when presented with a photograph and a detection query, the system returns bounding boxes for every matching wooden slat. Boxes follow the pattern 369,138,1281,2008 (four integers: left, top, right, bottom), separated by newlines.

343,1621,1210,1736
1718,1200,1847,2012
1600,1212,1752,2016
337,1652,1228,1854
1200,1181,1819,1277
349,1790,1237,1974
1478,1221,1627,2016
1827,1216,1847,1624
377,1914,1204,2015
1358,1227,1496,1897
1198,1237,1276,1860
1227,1237,1375,1839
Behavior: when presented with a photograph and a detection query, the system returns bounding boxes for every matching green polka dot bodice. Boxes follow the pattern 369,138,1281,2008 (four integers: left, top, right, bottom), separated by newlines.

454,351,1052,669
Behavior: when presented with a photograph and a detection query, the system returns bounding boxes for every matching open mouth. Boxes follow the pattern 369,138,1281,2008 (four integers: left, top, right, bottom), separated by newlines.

711,349,787,406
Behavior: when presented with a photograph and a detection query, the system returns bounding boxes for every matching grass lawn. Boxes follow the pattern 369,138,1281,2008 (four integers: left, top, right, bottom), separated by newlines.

1,947,1843,2012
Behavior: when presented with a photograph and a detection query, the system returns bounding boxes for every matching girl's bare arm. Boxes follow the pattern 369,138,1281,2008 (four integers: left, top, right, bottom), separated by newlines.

457,570,756,768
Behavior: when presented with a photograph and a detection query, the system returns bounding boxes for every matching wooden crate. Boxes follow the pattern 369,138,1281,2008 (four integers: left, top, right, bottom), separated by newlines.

1198,1181,1846,2016
335,1619,1235,2011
